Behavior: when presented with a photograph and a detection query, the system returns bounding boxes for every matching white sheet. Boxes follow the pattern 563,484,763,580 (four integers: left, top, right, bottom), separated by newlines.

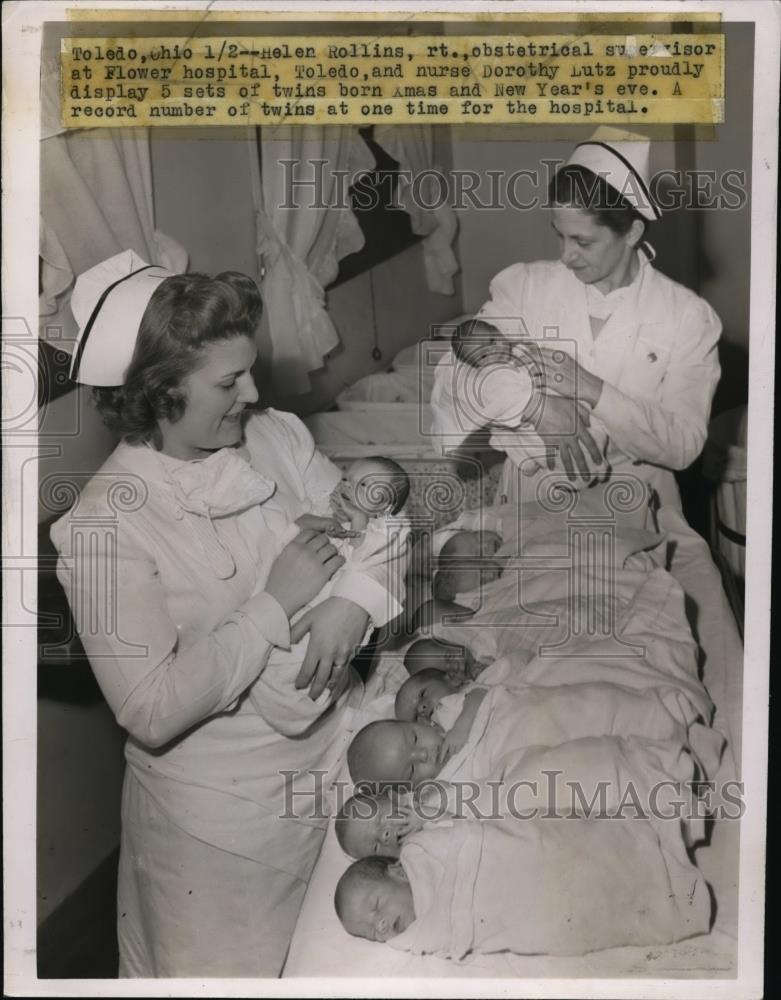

282,507,741,979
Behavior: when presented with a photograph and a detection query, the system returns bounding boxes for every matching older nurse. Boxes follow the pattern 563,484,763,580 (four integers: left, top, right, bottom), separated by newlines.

51,252,405,976
435,128,722,510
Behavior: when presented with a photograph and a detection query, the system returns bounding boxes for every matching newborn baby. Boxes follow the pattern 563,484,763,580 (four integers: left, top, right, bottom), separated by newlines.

335,807,713,955
347,719,445,789
335,857,415,943
335,789,412,860
394,668,465,724
329,456,411,533
403,637,489,681
251,455,410,720
433,528,505,602
451,318,608,483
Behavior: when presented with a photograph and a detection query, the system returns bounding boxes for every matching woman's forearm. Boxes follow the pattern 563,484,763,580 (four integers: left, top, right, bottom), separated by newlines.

579,370,604,409
108,590,290,749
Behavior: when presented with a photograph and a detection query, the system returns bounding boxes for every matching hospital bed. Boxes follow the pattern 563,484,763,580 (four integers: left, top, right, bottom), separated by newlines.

282,498,743,980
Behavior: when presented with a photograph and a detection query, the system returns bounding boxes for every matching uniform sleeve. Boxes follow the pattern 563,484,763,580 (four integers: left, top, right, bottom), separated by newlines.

52,512,292,750
592,295,722,470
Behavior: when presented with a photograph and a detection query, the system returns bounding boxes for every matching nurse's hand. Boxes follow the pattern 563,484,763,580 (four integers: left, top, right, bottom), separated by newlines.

532,392,602,482
265,529,344,618
290,596,370,700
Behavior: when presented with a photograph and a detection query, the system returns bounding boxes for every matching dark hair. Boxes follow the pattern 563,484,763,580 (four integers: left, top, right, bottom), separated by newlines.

548,164,649,238
359,456,411,515
450,319,503,368
92,271,262,444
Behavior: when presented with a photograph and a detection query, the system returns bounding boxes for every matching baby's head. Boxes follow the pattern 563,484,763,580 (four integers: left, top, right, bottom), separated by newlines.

335,790,407,860
403,637,479,679
335,856,415,943
347,719,443,788
434,529,504,600
342,457,410,518
452,318,514,369
409,598,472,636
395,668,465,723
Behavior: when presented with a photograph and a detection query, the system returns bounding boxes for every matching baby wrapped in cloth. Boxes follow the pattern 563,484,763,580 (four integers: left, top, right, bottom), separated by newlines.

424,488,665,668
339,566,722,956
388,803,712,960
430,319,610,487
247,458,411,733
432,564,726,795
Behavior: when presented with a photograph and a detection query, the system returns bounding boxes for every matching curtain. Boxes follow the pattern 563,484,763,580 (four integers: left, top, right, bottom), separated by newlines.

373,125,459,296
39,53,187,347
250,126,375,396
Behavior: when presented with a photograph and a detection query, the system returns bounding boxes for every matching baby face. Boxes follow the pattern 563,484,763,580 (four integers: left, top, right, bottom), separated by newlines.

351,720,444,787
437,530,504,595
395,669,463,723
339,865,415,942
340,793,408,860
339,460,394,517
460,332,515,368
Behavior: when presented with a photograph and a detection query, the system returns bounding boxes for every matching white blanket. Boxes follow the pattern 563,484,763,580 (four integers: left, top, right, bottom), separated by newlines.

391,804,711,960
283,504,741,978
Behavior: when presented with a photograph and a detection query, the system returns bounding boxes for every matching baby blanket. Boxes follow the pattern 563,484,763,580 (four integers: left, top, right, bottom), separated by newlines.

390,802,712,960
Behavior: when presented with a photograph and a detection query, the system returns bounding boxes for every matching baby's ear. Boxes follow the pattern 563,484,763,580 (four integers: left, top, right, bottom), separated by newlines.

386,861,409,884
446,669,466,687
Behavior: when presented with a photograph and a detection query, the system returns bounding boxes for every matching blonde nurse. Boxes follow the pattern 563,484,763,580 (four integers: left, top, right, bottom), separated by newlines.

50,252,406,976
432,127,722,510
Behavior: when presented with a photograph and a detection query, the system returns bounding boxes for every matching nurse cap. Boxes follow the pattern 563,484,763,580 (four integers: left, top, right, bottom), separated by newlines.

69,250,176,386
563,126,661,221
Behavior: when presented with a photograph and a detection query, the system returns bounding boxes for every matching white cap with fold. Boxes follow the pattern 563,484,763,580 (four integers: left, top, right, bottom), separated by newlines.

562,126,661,221
68,249,177,386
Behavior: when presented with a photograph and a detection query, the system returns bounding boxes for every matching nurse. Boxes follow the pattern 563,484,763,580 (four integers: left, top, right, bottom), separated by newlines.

434,128,722,509
50,252,406,976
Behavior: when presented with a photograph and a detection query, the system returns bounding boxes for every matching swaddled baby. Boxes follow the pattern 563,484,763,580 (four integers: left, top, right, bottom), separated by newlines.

335,808,713,956
338,666,699,860
432,527,506,603
250,456,411,721
450,318,608,484
335,710,715,952
298,455,411,538
403,636,491,681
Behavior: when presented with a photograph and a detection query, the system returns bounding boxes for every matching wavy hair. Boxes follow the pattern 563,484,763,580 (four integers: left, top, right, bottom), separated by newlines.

92,271,262,444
